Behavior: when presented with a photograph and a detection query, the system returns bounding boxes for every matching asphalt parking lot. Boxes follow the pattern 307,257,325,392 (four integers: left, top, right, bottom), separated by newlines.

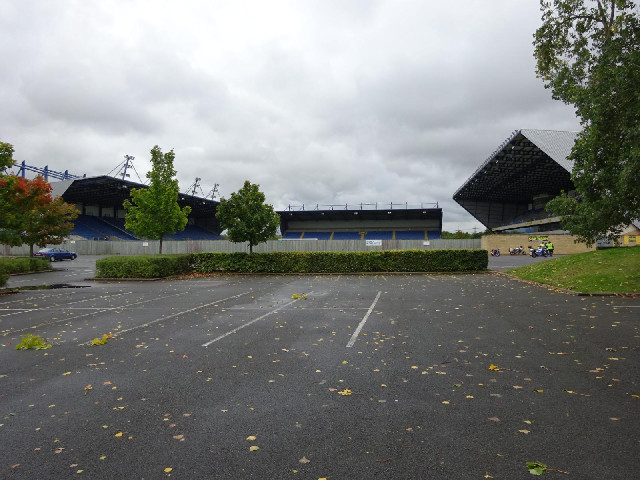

1,257,639,479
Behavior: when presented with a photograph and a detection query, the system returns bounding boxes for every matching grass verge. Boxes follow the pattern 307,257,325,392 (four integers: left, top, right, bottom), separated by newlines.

507,247,640,293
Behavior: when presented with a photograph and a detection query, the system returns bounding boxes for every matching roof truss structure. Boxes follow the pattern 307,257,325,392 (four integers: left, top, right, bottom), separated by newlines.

453,129,577,229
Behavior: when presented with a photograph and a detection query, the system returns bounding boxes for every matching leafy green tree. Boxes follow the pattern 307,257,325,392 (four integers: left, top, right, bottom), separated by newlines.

215,181,280,253
534,1,640,245
123,146,191,254
0,142,16,235
0,141,14,172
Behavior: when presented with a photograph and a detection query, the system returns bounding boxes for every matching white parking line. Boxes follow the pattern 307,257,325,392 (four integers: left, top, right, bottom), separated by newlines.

346,291,382,348
202,297,299,347
2,291,188,337
94,291,252,344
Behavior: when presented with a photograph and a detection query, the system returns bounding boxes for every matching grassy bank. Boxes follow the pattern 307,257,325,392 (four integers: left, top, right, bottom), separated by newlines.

508,247,640,293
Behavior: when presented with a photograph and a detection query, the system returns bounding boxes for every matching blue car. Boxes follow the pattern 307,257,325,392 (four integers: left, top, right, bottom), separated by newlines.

33,247,78,262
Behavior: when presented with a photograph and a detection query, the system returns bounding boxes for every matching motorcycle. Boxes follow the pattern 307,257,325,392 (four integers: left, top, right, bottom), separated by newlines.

509,246,526,255
530,245,548,258
491,248,501,257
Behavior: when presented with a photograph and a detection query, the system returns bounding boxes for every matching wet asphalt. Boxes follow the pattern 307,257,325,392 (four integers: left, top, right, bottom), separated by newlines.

1,255,638,479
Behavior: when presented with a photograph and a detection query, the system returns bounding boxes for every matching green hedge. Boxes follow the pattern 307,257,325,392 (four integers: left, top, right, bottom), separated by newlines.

95,250,487,278
95,255,192,279
190,250,488,274
0,257,51,287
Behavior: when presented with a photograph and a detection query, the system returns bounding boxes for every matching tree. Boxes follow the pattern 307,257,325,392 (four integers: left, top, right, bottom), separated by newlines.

215,181,280,254
533,1,640,245
1,141,77,253
123,145,191,254
0,142,17,234
21,191,79,256
0,141,14,172
0,174,78,254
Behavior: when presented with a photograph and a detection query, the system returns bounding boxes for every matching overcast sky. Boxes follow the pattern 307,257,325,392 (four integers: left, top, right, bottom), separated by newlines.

1,0,580,232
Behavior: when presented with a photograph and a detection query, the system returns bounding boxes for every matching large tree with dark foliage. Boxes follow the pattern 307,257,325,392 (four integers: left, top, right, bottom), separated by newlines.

215,181,280,254
534,0,640,244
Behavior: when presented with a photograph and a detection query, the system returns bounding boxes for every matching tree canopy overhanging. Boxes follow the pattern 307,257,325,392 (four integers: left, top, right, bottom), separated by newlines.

534,0,640,245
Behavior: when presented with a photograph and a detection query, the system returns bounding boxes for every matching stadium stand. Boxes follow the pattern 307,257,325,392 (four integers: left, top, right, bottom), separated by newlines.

332,232,362,240
364,231,393,240
395,231,426,240
73,215,137,240
302,232,332,240
282,232,303,239
278,204,442,240
43,175,224,241
453,129,577,233
165,225,223,241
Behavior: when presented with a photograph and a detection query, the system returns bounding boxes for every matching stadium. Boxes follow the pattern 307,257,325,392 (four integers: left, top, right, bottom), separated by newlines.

5,129,635,255
453,129,577,234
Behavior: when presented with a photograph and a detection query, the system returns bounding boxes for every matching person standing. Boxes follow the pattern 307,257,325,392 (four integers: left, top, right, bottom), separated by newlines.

546,240,554,255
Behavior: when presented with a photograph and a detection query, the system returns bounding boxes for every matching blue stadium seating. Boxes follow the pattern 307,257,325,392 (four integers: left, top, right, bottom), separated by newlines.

365,231,393,240
303,232,332,240
395,231,425,240
282,232,303,239
165,225,223,241
427,231,441,240
72,215,221,241
73,215,136,240
332,232,361,240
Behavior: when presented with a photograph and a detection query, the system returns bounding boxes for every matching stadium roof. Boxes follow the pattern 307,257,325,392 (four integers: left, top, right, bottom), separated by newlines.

51,175,219,218
453,129,578,228
278,206,442,233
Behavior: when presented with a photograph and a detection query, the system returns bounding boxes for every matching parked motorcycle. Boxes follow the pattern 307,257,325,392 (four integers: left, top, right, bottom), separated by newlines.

509,246,526,255
491,248,501,257
529,245,548,258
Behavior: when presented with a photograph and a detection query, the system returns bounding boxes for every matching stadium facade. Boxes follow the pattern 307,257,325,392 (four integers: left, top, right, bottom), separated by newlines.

277,204,443,241
51,176,223,241
453,129,578,234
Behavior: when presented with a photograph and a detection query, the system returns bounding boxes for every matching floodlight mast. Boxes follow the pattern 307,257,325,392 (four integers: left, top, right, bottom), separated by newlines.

121,155,134,180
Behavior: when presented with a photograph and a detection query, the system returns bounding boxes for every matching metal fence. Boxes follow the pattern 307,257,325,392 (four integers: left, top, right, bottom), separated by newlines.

1,238,481,256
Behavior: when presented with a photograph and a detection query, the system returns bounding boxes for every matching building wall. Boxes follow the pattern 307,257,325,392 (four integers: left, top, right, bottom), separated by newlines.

481,234,594,254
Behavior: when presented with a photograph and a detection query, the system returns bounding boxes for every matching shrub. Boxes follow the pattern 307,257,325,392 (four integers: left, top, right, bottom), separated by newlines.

190,250,488,274
0,257,50,287
95,254,192,278
15,334,52,350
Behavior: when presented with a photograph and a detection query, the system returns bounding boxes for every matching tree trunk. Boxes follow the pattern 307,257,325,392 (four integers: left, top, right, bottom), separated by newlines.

249,242,253,254
29,244,34,257
159,236,163,255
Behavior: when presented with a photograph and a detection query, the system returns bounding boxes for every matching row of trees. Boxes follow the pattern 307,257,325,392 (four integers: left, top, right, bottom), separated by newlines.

1,141,279,255
123,146,279,254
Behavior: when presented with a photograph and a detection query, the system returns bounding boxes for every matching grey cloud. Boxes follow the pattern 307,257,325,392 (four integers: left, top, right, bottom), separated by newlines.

1,0,581,232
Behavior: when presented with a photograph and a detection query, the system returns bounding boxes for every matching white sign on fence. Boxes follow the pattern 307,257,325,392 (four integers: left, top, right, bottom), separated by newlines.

366,240,382,247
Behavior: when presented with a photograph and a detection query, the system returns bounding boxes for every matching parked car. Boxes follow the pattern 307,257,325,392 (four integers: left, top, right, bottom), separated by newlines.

33,247,77,262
